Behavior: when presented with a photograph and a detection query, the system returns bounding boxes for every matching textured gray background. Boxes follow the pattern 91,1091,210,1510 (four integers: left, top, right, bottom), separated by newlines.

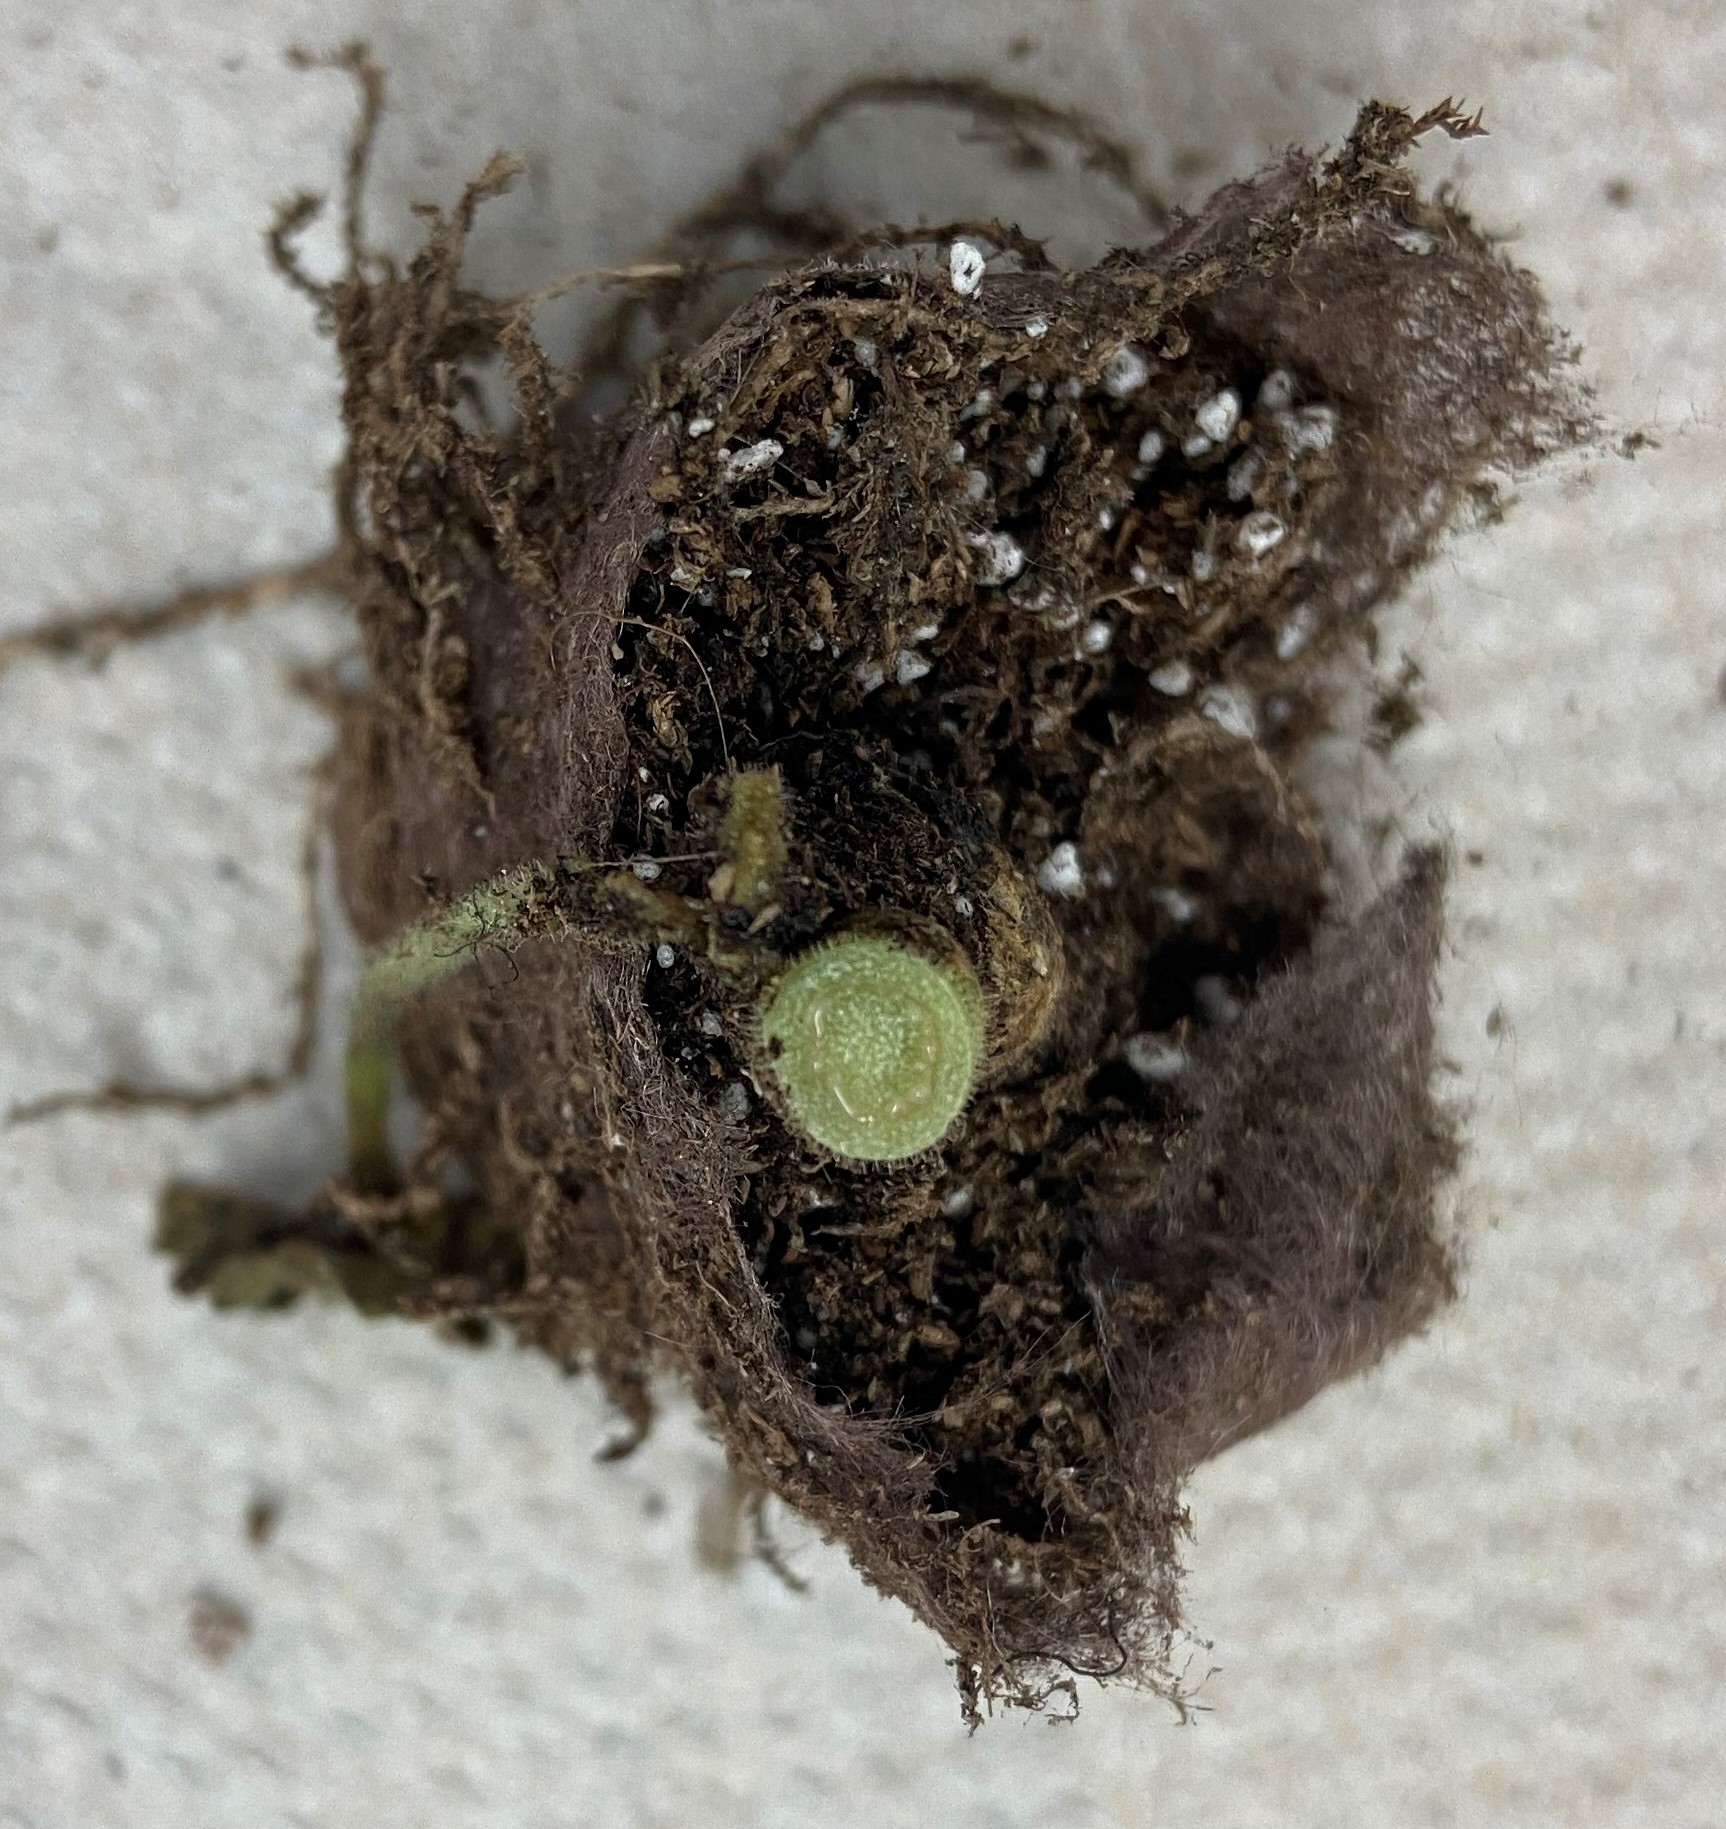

2,3,1722,1825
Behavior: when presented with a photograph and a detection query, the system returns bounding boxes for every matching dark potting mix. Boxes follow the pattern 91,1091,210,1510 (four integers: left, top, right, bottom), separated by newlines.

154,61,1592,1720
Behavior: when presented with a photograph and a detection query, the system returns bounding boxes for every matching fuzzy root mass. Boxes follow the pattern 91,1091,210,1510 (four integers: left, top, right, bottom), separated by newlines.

191,91,1589,1719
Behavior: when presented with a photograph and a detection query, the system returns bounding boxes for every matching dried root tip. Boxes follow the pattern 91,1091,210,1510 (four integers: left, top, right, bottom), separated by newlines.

155,1182,408,1315
757,930,985,1163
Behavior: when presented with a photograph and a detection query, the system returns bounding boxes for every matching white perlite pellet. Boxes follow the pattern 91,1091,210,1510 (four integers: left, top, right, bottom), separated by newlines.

1036,841,1085,898
1194,975,1244,1028
949,240,986,296
1125,1034,1189,1081
1194,387,1241,443
968,529,1026,586
1256,368,1296,413
1199,683,1258,741
1237,509,1287,558
1276,604,1318,660
1102,344,1151,398
1151,885,1199,924
721,437,782,482
1281,405,1337,454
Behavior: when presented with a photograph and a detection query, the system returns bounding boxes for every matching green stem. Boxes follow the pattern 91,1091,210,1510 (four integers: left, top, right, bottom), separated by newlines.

344,852,723,1187
347,864,563,1188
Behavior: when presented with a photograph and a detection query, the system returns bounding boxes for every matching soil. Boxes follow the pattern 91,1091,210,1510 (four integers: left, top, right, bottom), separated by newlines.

158,65,1593,1719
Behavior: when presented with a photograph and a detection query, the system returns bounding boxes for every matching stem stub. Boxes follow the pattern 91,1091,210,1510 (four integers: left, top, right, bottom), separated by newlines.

759,932,985,1162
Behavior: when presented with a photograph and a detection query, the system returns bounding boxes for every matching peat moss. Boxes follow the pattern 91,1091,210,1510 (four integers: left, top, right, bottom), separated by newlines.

160,62,1592,1720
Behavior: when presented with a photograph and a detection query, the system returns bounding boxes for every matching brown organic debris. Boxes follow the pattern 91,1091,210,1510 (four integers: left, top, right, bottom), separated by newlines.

158,63,1592,1721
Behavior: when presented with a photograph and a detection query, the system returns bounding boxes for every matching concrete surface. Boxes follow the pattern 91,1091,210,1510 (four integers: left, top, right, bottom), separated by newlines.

2,4,1722,1825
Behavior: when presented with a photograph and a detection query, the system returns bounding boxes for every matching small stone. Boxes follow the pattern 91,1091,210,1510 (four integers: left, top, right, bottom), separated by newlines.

699,1009,726,1038
1037,841,1085,898
1191,549,1216,582
1151,885,1198,924
895,651,933,686
655,943,676,969
1182,433,1214,459
717,1082,751,1120
949,240,986,296
851,337,879,369
941,1184,976,1218
1137,428,1166,466
965,467,991,503
632,858,663,882
1080,619,1114,656
1024,315,1050,339
646,792,670,813
685,415,716,438
1148,660,1194,696
854,660,886,695
1025,443,1049,478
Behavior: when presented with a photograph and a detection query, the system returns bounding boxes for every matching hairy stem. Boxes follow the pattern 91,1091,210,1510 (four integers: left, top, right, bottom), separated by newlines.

345,860,703,1187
